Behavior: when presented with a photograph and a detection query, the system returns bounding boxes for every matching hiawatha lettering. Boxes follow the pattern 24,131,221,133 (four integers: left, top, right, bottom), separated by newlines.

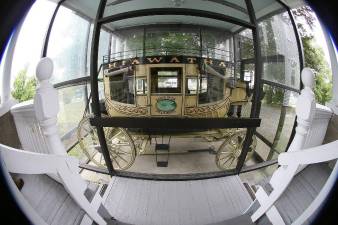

103,55,233,74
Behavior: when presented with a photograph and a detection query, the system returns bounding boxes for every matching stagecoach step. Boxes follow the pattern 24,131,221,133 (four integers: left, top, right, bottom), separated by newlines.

155,143,170,167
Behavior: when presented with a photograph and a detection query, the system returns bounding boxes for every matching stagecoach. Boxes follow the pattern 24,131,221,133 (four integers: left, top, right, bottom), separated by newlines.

77,45,256,171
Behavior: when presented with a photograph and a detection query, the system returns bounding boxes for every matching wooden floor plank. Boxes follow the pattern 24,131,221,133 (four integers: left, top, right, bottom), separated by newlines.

104,176,252,225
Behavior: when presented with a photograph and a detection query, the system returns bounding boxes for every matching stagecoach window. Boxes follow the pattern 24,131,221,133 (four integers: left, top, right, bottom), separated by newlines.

199,77,207,93
136,78,147,95
186,78,198,94
151,68,182,93
198,74,224,104
109,73,135,104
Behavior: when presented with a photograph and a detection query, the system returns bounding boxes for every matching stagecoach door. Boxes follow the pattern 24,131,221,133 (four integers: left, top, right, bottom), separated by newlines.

150,67,183,116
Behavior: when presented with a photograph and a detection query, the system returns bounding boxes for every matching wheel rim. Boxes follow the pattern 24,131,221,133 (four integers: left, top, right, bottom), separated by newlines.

77,115,136,170
216,130,256,171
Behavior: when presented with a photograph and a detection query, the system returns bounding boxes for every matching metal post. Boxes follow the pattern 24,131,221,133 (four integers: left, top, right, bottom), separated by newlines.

236,0,263,172
287,8,305,88
41,0,66,57
90,0,115,176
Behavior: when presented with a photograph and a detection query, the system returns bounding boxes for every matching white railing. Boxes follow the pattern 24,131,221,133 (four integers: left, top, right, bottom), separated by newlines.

3,57,112,225
11,100,52,154
0,143,107,225
251,68,336,225
304,103,333,149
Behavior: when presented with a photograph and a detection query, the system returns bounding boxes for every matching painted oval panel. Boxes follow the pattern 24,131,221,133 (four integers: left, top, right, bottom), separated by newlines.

156,99,177,112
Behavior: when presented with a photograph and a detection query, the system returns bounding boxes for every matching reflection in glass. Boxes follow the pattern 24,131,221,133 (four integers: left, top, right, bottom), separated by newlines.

57,85,87,137
186,78,198,94
257,84,298,160
47,6,90,83
136,78,147,95
258,11,301,89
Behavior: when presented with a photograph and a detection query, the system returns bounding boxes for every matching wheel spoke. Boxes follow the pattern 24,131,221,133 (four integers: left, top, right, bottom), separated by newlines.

115,153,129,163
116,149,132,155
222,156,233,166
111,157,122,169
229,157,236,167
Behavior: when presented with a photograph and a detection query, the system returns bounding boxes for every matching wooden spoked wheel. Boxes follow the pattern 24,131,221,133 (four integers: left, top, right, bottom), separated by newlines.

215,130,257,170
77,115,136,170
106,127,136,170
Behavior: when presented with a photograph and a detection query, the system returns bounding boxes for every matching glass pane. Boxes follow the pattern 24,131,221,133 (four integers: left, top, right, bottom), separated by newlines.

104,0,249,23
98,29,111,66
257,84,283,142
198,73,225,104
107,69,135,104
186,78,198,94
57,85,87,137
110,28,144,60
257,84,298,153
151,67,182,93
252,0,301,89
240,163,278,185
202,28,233,61
272,91,298,153
145,26,200,57
47,6,90,83
136,78,147,94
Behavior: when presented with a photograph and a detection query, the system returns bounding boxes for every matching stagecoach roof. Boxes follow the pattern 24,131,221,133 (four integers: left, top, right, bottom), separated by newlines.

47,0,306,31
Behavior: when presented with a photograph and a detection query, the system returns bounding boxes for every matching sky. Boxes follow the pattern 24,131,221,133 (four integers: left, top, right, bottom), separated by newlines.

1,0,334,91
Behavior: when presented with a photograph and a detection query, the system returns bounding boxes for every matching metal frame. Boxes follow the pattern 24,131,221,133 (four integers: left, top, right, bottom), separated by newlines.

38,0,305,179
90,0,115,176
90,117,261,129
98,8,255,29
41,0,66,57
204,0,248,14
235,0,263,173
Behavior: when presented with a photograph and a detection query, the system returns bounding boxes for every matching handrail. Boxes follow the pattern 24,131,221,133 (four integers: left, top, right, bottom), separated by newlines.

0,143,107,225
278,140,338,166
103,46,233,63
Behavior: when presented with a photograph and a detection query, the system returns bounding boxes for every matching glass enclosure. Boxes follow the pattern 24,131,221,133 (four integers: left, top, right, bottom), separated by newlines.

2,0,303,179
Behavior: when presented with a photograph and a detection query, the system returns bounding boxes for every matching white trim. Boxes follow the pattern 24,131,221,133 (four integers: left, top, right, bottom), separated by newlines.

0,153,48,225
0,15,24,106
255,186,286,225
0,98,17,117
0,144,109,225
278,140,338,166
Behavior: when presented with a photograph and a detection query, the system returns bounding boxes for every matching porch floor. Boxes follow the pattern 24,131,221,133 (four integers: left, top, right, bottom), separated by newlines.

103,175,252,225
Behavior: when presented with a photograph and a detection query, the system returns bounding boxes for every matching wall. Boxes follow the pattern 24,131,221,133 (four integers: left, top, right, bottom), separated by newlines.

0,111,21,148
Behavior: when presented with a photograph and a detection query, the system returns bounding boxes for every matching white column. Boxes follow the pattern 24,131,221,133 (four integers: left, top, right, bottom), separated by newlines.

34,57,66,155
0,19,23,115
288,67,316,152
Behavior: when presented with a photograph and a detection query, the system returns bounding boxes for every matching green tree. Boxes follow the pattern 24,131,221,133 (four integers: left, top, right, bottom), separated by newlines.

291,6,332,104
302,36,332,104
11,70,37,102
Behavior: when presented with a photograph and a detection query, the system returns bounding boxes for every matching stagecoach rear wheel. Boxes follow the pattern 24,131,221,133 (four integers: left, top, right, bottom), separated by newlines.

77,115,136,170
215,130,257,170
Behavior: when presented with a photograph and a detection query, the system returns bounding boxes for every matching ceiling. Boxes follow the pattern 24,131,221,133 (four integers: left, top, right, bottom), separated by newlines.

48,0,306,32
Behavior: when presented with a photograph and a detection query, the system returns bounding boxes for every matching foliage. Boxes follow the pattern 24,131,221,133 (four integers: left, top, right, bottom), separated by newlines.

11,70,37,102
302,36,332,104
291,6,316,37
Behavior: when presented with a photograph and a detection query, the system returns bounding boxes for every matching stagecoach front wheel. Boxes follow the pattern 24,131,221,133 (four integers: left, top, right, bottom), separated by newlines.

106,127,136,170
77,115,136,170
215,130,257,171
